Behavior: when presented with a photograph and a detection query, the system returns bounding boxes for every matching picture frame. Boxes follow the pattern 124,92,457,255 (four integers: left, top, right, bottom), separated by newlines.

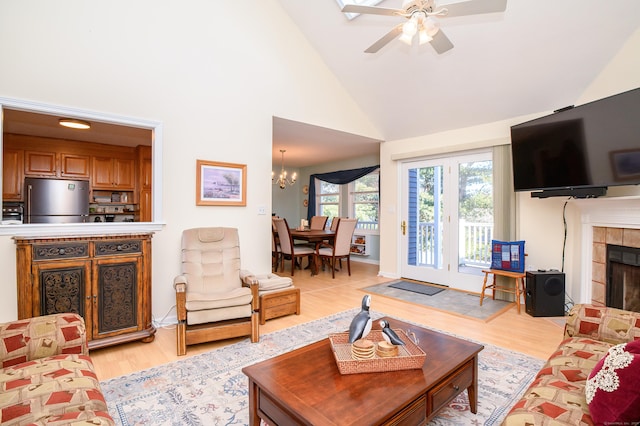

196,159,247,206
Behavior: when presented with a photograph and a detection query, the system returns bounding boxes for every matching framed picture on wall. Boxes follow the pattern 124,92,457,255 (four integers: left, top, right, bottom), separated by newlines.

196,159,247,206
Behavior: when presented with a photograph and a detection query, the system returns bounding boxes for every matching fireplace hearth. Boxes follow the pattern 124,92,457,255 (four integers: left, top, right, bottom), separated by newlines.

606,244,640,313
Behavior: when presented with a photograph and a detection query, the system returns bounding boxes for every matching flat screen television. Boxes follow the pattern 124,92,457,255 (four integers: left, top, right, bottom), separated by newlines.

510,87,640,198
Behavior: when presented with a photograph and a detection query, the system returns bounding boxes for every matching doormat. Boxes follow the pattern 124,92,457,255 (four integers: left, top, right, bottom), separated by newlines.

388,280,445,296
363,281,513,322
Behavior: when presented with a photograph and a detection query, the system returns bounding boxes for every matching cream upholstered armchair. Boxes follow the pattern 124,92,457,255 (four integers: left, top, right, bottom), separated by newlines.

174,227,259,356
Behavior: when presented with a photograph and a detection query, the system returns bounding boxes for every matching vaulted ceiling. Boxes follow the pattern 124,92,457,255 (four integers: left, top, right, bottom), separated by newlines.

274,0,640,164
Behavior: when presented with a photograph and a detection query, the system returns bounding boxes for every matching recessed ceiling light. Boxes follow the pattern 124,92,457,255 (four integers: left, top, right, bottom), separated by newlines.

59,118,91,130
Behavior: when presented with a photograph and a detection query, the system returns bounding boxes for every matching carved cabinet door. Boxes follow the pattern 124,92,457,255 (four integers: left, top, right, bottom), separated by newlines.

92,256,143,340
32,259,93,326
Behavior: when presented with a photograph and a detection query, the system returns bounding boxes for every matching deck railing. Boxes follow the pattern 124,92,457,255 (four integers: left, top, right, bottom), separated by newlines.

416,221,493,268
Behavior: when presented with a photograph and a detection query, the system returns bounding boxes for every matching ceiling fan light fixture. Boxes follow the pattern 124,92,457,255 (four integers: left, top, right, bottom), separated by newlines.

423,16,440,36
402,19,418,37
418,29,432,44
59,118,91,130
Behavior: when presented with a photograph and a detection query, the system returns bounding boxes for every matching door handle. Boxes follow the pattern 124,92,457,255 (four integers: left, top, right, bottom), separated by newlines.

401,220,406,236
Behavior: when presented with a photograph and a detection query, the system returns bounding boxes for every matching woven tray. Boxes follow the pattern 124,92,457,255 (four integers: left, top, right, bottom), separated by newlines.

329,329,426,375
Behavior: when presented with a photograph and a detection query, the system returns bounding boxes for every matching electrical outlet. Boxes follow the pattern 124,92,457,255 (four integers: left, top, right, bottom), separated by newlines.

257,205,266,215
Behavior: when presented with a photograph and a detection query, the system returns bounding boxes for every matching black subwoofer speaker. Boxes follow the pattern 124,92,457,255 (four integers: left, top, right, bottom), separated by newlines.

525,271,565,317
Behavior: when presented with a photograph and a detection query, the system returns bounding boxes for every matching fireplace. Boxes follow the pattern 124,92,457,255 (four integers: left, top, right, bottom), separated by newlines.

591,226,640,311
606,244,640,312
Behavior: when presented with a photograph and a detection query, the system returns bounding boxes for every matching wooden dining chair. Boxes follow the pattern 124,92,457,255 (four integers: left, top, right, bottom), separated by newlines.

273,217,315,276
316,218,358,278
271,220,281,271
309,216,328,230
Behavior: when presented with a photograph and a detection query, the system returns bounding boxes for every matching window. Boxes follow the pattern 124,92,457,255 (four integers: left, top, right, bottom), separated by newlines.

317,181,340,220
314,169,379,232
350,171,379,231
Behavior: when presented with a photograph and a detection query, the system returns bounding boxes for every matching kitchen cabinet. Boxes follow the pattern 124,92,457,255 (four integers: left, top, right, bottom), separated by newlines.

14,233,155,349
60,153,91,179
92,156,135,190
137,145,152,190
136,145,152,221
24,150,57,177
2,148,23,201
138,189,152,222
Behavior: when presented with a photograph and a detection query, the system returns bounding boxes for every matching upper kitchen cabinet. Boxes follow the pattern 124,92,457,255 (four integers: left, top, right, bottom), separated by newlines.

2,148,24,200
91,156,135,190
60,153,91,179
24,150,57,177
22,150,91,179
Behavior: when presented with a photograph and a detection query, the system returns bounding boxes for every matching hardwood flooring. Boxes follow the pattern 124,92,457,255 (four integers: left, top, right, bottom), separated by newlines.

91,261,564,380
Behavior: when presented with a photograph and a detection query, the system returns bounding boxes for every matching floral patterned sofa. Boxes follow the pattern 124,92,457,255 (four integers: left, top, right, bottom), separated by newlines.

502,304,640,425
0,313,115,425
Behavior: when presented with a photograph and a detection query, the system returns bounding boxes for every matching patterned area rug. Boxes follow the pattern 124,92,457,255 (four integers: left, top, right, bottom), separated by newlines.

364,282,513,321
101,309,544,425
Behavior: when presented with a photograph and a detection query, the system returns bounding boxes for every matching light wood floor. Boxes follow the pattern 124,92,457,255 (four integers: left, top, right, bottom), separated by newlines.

91,261,564,380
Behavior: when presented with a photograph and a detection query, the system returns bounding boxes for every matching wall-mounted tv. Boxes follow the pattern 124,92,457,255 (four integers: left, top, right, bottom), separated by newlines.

510,87,640,198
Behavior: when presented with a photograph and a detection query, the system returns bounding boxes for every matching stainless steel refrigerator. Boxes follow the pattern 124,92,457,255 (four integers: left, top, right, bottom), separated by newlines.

24,178,90,223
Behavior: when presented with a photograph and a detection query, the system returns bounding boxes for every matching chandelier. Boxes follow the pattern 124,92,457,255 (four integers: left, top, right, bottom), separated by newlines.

272,149,297,189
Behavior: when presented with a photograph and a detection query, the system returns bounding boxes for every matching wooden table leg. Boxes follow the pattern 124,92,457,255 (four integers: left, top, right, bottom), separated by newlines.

247,379,260,426
468,356,479,414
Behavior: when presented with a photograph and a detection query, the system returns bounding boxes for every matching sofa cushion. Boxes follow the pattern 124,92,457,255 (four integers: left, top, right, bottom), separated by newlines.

565,305,640,345
585,339,640,425
502,337,611,425
0,314,86,368
0,354,109,425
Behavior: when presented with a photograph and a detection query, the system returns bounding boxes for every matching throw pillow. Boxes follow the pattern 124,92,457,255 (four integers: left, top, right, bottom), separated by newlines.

585,339,640,425
490,240,525,273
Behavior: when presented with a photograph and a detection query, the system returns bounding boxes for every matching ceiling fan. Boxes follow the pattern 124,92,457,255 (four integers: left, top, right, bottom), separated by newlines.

342,0,507,54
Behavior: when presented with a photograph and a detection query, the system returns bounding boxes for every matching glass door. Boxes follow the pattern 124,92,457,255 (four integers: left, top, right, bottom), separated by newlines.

401,151,493,291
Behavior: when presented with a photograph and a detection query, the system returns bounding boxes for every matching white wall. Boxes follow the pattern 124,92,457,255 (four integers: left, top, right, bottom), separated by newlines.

0,0,381,323
379,29,640,298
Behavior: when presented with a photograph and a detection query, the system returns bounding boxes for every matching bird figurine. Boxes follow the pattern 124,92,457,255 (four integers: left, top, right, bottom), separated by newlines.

348,295,372,343
379,320,405,346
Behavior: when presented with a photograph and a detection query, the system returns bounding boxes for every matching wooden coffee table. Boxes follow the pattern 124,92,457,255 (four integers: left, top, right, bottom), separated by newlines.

242,317,484,425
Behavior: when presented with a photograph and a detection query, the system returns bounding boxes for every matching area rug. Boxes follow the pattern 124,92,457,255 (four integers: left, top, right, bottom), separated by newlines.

389,279,445,296
364,282,513,321
101,309,544,426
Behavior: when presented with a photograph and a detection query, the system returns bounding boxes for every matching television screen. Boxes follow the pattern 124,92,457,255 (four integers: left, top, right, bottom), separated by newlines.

510,88,640,194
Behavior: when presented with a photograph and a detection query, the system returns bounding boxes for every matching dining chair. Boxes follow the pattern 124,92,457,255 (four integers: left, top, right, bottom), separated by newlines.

271,217,281,271
316,218,358,278
273,217,315,276
309,215,328,230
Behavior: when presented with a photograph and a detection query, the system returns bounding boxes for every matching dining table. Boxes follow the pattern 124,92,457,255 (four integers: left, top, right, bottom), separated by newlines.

288,228,336,276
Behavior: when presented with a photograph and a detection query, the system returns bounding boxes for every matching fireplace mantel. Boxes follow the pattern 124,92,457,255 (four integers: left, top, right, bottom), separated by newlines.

571,196,640,305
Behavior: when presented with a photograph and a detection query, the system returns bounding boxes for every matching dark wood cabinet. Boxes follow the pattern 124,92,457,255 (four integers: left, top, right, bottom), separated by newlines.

15,233,155,350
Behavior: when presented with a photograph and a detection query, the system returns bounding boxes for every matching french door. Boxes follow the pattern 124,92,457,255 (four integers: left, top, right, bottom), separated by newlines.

400,151,493,292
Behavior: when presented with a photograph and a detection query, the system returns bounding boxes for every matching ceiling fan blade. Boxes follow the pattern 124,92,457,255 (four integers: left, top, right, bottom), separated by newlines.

430,30,454,54
364,23,404,53
437,0,507,17
342,4,406,17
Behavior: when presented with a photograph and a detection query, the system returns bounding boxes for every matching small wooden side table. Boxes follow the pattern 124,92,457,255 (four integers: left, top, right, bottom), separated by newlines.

480,269,526,314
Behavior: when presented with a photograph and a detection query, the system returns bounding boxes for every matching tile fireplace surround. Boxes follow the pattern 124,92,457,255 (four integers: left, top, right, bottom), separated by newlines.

575,197,640,307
